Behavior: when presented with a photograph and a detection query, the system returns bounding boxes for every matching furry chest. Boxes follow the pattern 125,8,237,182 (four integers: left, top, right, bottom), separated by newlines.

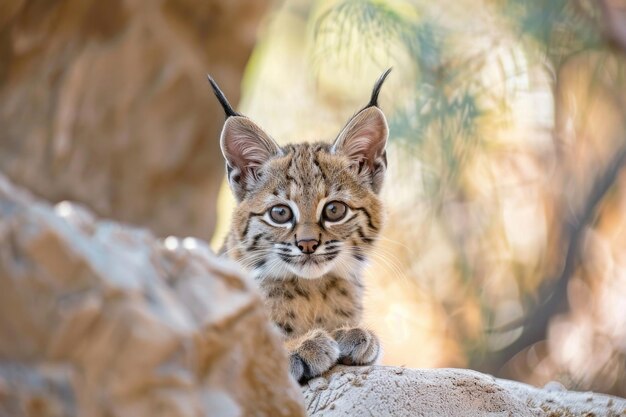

260,275,363,338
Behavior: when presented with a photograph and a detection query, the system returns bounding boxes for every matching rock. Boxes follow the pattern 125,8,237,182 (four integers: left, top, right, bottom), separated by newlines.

0,174,305,417
0,0,272,241
1,173,624,417
499,378,626,416
303,366,626,416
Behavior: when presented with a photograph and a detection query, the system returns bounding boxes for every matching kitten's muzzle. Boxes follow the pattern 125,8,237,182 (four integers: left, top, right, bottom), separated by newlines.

296,238,320,254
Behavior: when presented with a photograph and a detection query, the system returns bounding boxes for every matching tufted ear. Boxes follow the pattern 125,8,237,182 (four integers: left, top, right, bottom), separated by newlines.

332,68,391,193
220,116,281,201
208,74,281,200
332,107,388,193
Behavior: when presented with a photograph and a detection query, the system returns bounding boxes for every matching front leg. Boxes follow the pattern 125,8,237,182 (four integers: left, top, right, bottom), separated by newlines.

286,329,340,383
331,327,380,366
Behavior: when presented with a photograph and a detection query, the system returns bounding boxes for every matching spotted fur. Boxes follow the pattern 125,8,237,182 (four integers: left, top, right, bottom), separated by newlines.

211,70,391,383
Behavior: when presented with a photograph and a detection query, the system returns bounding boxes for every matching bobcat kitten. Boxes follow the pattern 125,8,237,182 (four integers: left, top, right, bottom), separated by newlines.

210,70,391,382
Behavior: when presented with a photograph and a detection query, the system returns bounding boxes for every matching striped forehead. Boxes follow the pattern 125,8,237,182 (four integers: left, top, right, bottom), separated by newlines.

273,144,334,202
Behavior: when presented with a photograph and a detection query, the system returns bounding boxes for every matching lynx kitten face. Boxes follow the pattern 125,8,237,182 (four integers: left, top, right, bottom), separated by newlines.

224,132,386,280
210,70,391,382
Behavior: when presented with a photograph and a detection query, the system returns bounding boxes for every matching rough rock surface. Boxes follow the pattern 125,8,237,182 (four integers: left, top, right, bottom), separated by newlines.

303,366,626,416
0,0,271,241
1,174,625,417
0,174,305,417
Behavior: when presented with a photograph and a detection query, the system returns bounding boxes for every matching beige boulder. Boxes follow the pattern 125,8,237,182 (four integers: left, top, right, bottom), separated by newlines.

0,174,305,417
0,0,271,241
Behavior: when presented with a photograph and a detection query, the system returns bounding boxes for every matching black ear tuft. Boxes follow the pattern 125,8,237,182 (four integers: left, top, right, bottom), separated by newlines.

207,74,242,118
366,68,392,108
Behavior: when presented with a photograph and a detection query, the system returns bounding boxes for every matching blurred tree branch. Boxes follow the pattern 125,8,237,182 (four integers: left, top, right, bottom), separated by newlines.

473,1,626,374
600,0,626,51
474,144,626,374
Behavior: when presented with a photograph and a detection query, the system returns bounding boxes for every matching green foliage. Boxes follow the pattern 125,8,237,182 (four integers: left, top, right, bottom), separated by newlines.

314,0,486,200
498,0,603,64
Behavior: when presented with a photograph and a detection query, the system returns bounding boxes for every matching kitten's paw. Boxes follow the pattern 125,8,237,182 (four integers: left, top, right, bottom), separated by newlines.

331,327,380,366
290,329,340,382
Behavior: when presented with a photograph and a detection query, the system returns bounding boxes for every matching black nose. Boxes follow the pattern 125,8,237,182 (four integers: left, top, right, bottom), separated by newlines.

296,239,320,254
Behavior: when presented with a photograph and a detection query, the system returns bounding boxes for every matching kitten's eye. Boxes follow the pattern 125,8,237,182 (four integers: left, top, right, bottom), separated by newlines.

323,201,348,222
269,205,293,224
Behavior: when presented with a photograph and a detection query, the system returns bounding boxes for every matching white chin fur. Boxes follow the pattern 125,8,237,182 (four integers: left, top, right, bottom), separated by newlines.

287,261,335,279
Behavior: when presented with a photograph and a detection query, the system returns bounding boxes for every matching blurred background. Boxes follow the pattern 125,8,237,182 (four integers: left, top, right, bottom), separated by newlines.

2,0,626,398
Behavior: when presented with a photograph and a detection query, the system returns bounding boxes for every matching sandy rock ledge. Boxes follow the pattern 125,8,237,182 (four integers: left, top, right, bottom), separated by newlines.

304,366,626,416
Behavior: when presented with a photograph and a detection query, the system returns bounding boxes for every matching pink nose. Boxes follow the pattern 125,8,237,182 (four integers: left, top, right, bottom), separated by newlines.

297,239,319,254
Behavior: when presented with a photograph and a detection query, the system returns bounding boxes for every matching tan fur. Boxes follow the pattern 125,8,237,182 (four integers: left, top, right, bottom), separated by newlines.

214,72,390,382
221,140,386,382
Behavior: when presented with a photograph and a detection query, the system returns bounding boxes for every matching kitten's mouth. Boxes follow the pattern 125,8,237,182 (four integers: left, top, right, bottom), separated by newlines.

283,254,337,279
